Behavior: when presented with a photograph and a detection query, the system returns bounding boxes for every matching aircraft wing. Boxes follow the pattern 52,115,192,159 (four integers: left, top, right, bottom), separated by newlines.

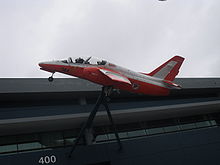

99,69,131,85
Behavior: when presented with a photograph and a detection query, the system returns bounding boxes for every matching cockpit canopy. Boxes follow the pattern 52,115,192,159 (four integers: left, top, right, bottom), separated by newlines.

61,56,107,65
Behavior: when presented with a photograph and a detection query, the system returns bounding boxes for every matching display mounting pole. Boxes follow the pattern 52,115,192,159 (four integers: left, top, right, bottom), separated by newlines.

69,86,122,158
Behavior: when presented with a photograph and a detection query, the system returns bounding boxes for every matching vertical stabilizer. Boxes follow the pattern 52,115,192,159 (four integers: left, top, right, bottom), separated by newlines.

148,56,184,81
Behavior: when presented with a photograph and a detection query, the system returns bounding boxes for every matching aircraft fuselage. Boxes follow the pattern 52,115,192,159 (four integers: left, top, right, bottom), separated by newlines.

39,57,182,96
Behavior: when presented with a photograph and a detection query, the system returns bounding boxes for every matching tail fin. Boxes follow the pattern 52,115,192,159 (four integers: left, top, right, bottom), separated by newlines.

148,56,184,81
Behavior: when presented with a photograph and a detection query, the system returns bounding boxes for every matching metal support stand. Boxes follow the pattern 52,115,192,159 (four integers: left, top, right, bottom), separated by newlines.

102,98,122,150
68,86,122,158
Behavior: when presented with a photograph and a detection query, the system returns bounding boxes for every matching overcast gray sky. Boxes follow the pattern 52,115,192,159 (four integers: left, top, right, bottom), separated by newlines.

0,0,220,78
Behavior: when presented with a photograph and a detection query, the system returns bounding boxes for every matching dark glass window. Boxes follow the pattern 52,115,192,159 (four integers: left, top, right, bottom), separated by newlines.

18,142,41,151
180,123,196,130
210,120,217,126
107,134,116,140
63,130,77,146
195,121,211,128
179,116,197,130
127,129,146,137
0,144,17,153
147,127,164,135
40,132,64,148
164,125,180,132
94,127,108,142
95,134,108,142
118,132,128,139
16,134,42,151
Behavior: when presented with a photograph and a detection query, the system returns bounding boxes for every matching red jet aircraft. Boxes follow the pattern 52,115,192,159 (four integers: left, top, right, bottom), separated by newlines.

39,56,184,96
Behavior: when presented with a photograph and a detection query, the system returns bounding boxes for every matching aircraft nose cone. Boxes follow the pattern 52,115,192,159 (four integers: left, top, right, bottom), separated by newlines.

38,62,45,67
38,62,49,68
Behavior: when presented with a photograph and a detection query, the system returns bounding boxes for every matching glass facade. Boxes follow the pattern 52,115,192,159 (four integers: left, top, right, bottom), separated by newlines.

0,114,218,155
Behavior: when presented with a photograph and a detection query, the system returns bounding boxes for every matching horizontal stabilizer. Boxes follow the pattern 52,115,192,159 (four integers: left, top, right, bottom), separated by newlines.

99,69,131,85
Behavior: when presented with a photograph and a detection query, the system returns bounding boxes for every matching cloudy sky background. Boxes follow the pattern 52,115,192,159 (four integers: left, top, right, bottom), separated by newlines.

0,0,220,78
